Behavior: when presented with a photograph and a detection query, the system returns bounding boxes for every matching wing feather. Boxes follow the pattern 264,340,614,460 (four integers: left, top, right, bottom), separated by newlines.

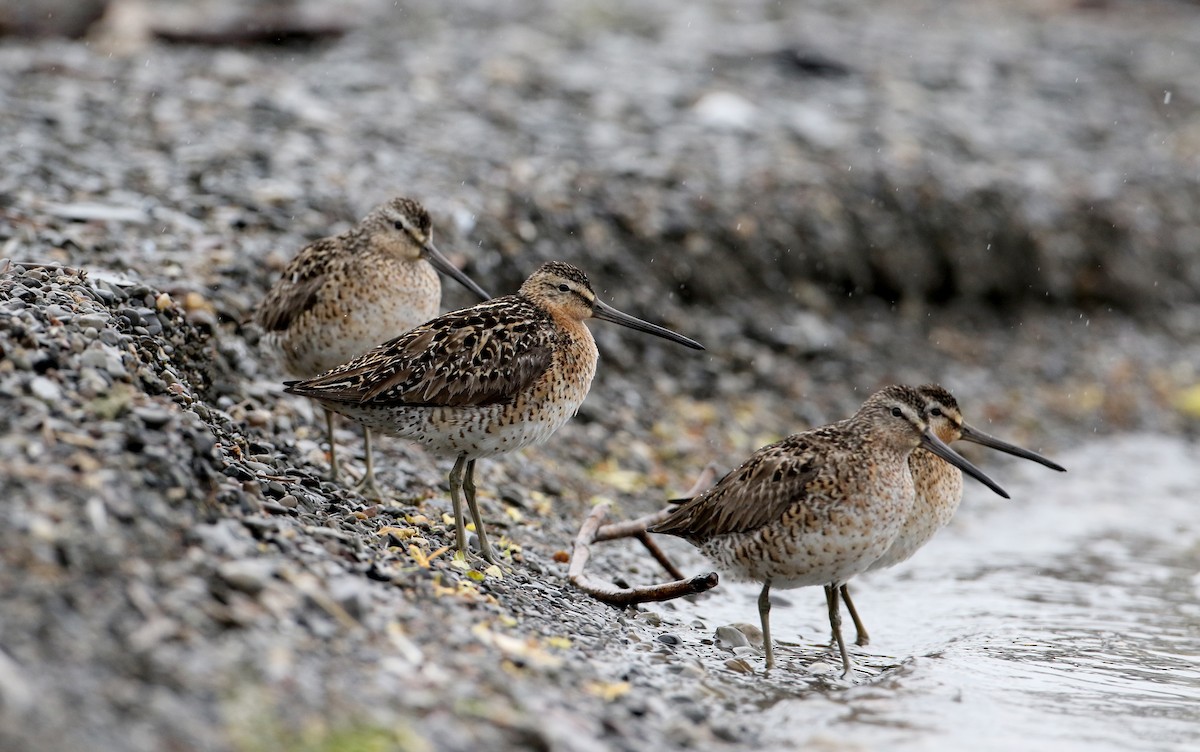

254,238,339,333
651,435,825,540
285,295,556,409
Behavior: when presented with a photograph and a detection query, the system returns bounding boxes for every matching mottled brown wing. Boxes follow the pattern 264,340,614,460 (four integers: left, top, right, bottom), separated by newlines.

254,238,338,333
285,296,555,409
651,435,822,540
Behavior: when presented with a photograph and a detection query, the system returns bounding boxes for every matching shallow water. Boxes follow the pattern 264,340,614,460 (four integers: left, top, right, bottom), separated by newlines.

648,434,1200,751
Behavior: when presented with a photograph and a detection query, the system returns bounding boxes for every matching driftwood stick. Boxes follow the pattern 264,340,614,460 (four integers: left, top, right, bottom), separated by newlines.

568,465,724,606
633,530,686,580
594,507,672,542
569,502,718,606
591,464,720,578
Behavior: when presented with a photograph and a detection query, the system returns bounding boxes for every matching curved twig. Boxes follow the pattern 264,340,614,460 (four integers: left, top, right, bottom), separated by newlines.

568,465,722,606
568,503,718,605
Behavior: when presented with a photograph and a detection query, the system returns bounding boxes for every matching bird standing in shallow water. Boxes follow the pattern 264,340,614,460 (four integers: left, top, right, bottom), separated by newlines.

285,261,705,564
650,385,1009,677
255,197,490,498
838,383,1066,646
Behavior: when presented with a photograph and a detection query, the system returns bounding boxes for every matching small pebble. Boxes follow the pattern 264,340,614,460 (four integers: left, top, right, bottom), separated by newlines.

715,624,752,649
217,559,278,594
724,658,755,674
222,464,255,482
75,311,109,328
133,406,173,429
29,376,62,402
45,304,72,320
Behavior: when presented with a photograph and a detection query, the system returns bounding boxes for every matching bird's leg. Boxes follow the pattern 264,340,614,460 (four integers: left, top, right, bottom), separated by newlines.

840,583,870,646
351,428,384,500
449,455,469,557
826,584,852,677
462,459,498,565
323,408,340,482
759,581,774,671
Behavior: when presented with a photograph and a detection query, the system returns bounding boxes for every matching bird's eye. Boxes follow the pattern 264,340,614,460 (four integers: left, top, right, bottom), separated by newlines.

558,284,571,292
393,220,405,231
931,407,943,417
891,407,903,417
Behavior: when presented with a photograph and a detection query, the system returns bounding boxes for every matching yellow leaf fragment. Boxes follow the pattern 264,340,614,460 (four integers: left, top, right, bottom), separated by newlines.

1175,384,1200,419
585,681,631,702
431,576,478,599
590,459,645,493
471,625,562,669
408,544,449,569
527,490,552,516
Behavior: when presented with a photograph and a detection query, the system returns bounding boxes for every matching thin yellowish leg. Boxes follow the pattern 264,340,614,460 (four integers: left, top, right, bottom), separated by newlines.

462,459,498,565
449,455,469,557
323,408,340,482
826,584,852,677
840,583,870,647
351,428,384,500
759,581,774,671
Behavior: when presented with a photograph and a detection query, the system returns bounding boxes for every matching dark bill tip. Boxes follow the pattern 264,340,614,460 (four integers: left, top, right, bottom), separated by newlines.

921,428,1010,499
959,423,1066,472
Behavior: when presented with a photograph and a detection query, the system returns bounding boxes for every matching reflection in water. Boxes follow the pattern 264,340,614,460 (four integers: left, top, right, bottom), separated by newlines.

647,435,1200,751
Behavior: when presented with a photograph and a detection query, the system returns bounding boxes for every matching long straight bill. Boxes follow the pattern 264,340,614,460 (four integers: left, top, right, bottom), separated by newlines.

921,428,1010,499
592,299,705,350
959,423,1066,472
422,240,492,301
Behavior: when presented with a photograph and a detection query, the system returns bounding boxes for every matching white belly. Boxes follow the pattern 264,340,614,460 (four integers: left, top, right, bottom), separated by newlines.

319,378,588,460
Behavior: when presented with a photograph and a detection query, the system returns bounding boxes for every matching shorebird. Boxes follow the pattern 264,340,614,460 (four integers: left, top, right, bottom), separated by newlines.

838,383,1066,646
255,197,490,497
284,261,704,564
650,385,1009,677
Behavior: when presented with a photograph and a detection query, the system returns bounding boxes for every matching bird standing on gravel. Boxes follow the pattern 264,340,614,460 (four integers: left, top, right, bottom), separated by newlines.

650,384,1010,677
256,197,490,498
285,261,705,565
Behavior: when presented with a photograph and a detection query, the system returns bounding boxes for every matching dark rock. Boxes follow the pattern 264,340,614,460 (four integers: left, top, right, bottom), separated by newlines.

221,463,255,482
133,406,173,429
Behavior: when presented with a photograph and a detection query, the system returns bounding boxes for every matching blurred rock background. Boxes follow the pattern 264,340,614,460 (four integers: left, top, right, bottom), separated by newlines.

1,1,1198,751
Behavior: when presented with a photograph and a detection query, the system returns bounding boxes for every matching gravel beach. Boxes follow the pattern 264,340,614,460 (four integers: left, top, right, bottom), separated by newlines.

2,1,1199,750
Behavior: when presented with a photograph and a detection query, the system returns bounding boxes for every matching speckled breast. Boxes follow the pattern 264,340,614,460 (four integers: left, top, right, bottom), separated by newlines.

704,464,917,590
868,447,964,571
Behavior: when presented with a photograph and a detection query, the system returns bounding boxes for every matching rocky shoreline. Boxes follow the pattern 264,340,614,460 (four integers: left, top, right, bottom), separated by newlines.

2,1,1199,750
